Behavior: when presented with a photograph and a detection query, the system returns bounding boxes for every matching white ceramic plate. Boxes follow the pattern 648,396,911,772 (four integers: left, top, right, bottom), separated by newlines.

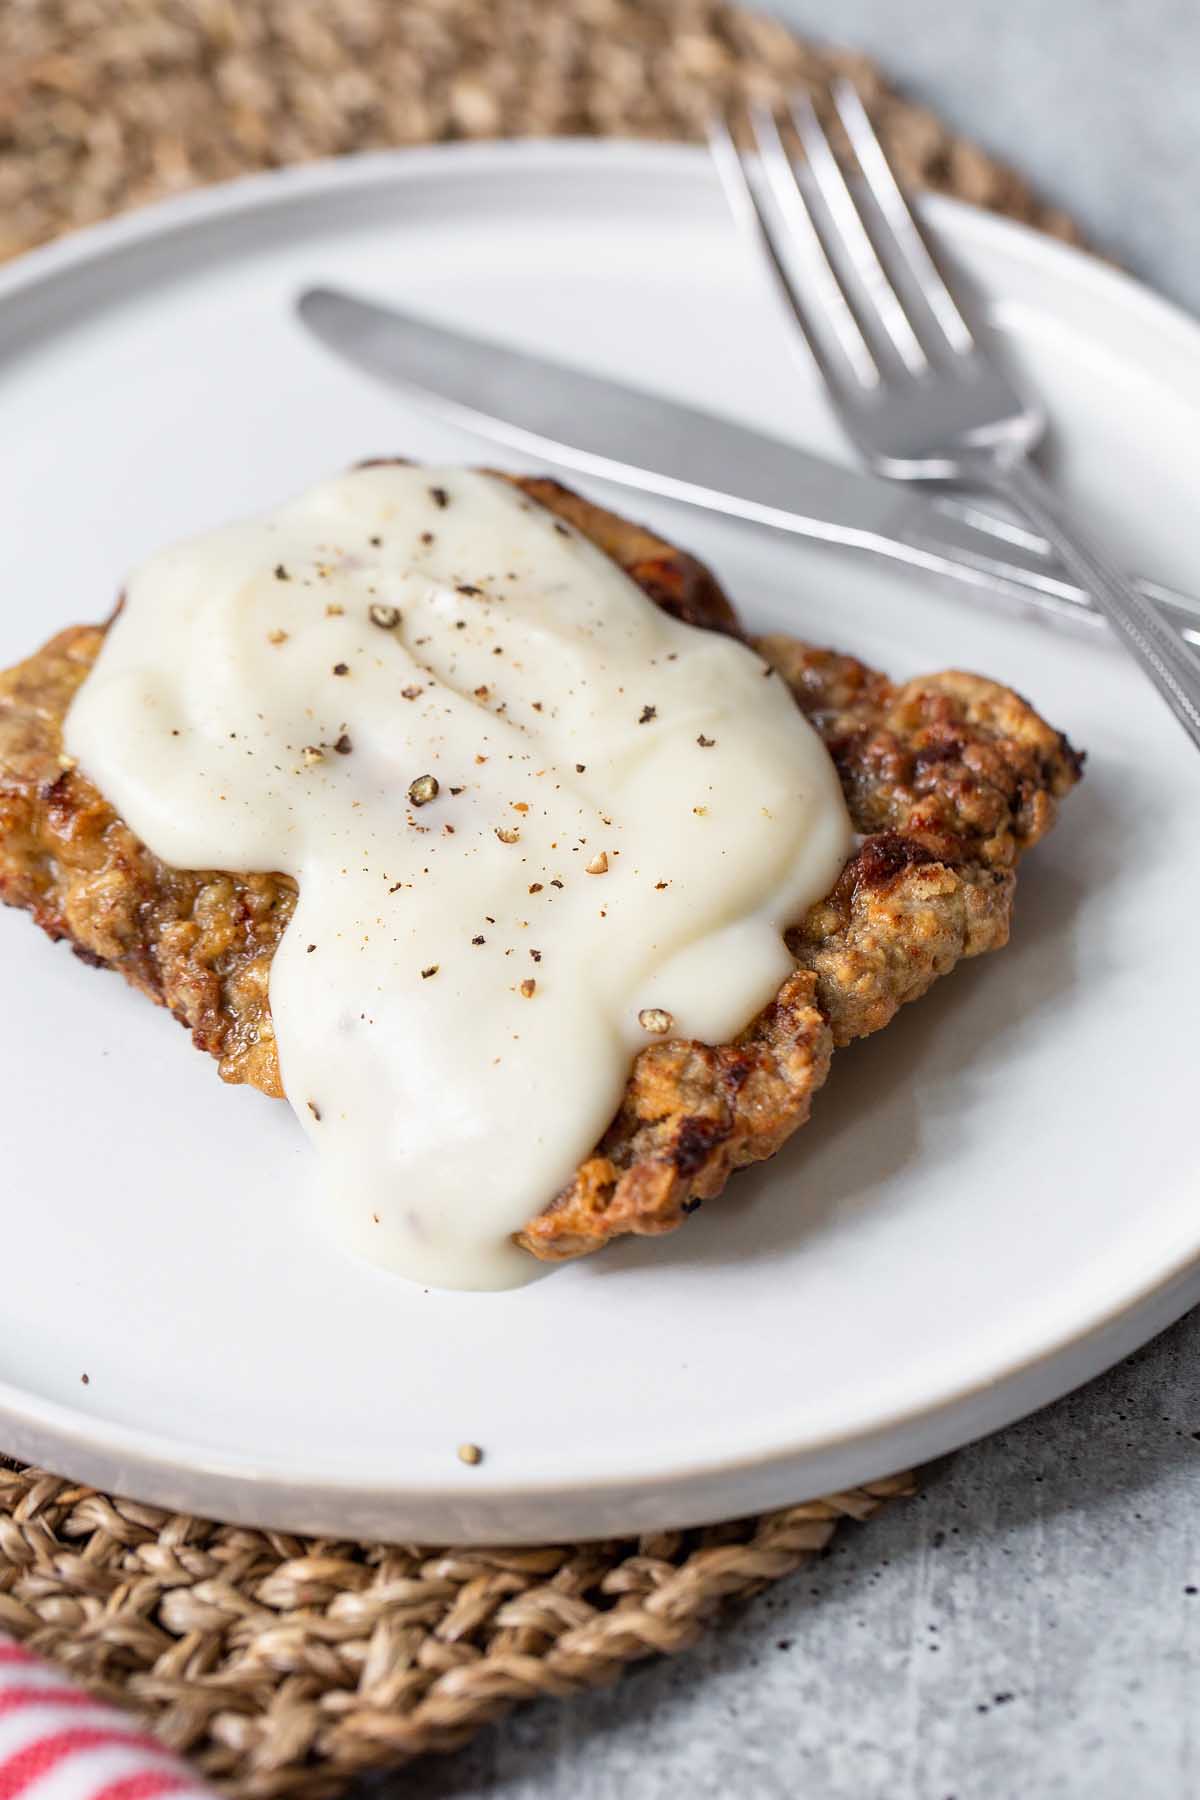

2,142,1198,1545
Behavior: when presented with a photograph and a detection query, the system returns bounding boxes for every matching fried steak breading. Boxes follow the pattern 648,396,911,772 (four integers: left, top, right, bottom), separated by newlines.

0,476,1082,1260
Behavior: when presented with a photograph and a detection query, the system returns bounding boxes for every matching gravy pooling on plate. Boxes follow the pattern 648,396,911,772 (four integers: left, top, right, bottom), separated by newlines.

64,466,853,1288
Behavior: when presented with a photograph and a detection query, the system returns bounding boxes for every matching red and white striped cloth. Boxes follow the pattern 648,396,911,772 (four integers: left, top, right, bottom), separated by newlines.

0,1639,214,1800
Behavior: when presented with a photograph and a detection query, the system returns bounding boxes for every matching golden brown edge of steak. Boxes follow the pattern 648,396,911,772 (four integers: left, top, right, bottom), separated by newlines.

0,473,1083,1262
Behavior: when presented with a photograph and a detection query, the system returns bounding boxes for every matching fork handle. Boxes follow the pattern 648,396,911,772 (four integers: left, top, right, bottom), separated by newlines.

979,457,1200,752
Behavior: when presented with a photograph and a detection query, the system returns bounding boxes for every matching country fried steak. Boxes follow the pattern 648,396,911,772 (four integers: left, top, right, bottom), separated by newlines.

0,476,1082,1260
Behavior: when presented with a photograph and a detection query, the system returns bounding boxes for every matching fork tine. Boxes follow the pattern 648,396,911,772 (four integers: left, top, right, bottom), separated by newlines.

708,113,880,395
789,94,929,376
743,103,881,391
831,79,975,355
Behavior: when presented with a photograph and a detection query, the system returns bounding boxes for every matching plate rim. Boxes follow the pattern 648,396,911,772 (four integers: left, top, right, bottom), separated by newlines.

2,136,1198,1541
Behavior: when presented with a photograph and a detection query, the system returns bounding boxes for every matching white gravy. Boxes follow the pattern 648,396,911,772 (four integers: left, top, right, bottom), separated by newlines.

66,467,852,1288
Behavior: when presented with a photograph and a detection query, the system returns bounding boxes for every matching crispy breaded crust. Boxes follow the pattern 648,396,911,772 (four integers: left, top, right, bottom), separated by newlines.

0,477,1082,1260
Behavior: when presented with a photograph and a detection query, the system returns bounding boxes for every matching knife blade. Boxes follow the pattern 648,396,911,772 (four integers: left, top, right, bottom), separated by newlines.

296,286,1200,647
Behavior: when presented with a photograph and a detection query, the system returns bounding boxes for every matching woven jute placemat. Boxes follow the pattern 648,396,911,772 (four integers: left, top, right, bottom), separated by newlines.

0,3,1084,1794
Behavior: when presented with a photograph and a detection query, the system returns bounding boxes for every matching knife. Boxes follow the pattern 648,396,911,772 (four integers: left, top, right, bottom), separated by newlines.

296,286,1200,647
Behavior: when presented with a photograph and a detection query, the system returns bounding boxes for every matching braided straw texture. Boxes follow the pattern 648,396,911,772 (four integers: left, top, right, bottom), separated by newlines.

0,0,1081,260
0,0,1080,1791
0,1467,915,1795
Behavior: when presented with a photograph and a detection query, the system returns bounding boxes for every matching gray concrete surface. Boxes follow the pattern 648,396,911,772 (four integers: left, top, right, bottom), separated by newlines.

387,1309,1200,1799
383,6,1200,1795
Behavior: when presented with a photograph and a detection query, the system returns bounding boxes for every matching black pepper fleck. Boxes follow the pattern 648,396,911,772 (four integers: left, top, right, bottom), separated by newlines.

430,485,449,508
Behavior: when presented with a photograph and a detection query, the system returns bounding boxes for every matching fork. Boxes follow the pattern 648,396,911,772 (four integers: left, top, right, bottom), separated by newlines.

710,80,1200,752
